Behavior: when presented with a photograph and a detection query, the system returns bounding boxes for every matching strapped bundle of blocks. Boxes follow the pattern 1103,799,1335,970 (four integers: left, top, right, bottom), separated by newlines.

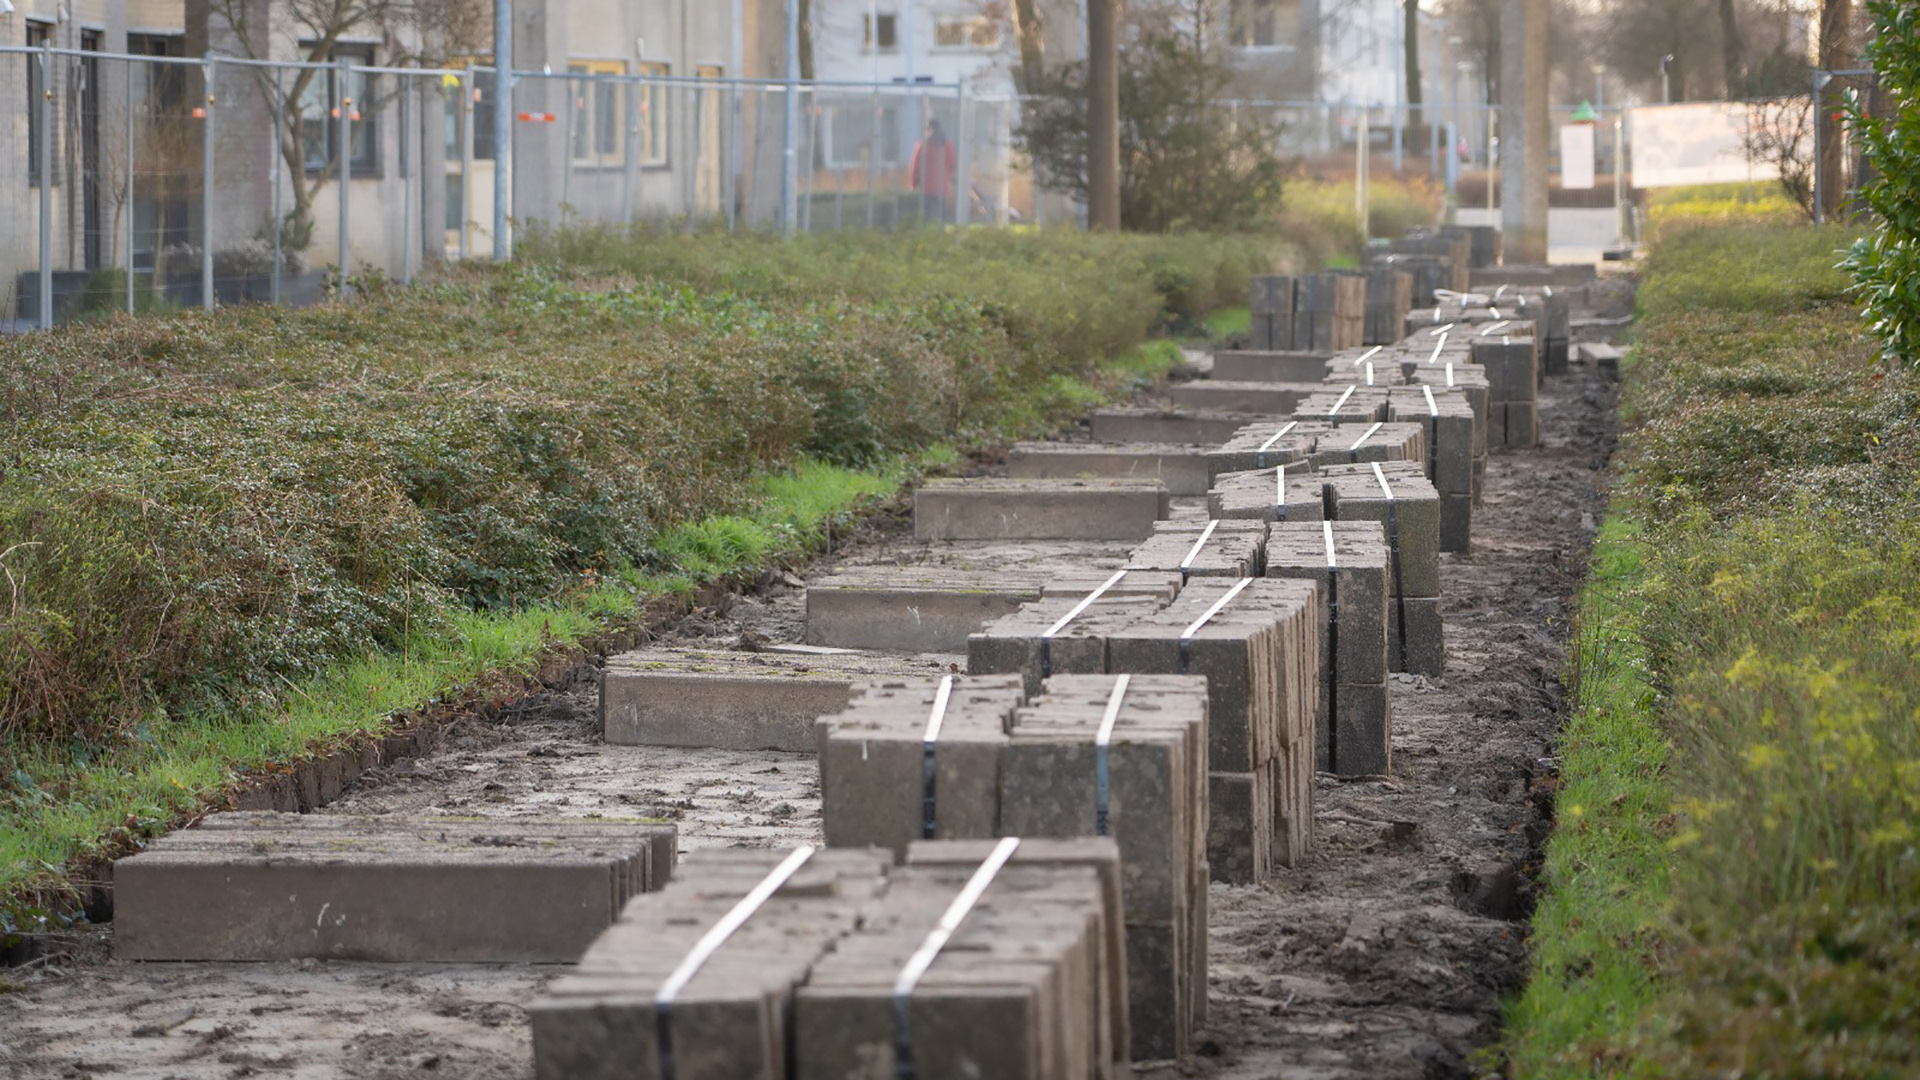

107,226,1594,1078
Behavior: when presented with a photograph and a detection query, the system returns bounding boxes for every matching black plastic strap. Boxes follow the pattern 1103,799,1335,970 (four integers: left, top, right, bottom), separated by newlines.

919,677,955,841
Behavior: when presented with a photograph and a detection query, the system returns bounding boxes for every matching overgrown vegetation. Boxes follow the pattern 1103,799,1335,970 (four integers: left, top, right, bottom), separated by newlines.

1505,204,1920,1077
0,230,1242,905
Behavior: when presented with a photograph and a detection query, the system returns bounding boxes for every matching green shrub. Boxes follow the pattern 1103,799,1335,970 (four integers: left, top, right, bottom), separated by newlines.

0,233,1259,749
1844,0,1920,367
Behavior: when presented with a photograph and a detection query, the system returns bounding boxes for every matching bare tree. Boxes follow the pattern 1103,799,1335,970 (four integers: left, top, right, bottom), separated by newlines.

1743,94,1815,216
203,0,487,245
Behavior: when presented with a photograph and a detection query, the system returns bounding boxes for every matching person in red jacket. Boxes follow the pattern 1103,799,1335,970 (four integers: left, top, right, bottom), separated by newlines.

909,118,958,223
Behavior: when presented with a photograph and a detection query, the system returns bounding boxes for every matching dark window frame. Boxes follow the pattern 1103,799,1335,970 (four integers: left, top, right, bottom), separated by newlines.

298,41,381,179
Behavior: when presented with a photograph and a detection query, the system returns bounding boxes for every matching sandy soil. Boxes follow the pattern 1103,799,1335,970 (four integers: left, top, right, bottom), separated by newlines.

0,314,1621,1080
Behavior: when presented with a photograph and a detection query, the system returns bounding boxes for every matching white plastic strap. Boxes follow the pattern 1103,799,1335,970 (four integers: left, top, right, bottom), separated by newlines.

1043,569,1128,639
1094,675,1130,836
1372,461,1394,500
1323,520,1337,568
1179,520,1221,577
1257,419,1299,454
1365,361,1375,386
1349,421,1384,451
1181,577,1256,643
1480,320,1510,336
1445,362,1456,387
1352,344,1384,368
1427,335,1447,366
658,846,816,1007
1490,306,1503,320
1495,284,1509,299
1329,384,1358,414
1422,384,1438,416
893,836,1021,999
921,676,955,744
1275,464,1287,515
1428,321,1455,336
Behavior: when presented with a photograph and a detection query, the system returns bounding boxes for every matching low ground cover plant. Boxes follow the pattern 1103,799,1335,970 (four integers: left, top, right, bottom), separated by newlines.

0,230,1258,905
1505,199,1920,1077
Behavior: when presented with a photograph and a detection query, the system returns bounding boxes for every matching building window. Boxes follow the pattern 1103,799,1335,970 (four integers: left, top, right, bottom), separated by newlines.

825,101,902,168
569,60,625,166
1230,0,1299,48
128,33,187,113
26,21,57,186
864,13,899,53
637,61,669,166
298,43,378,177
933,17,998,50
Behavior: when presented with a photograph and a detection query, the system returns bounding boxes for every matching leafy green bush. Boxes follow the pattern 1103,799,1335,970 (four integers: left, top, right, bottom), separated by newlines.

1844,0,1920,366
1013,26,1285,233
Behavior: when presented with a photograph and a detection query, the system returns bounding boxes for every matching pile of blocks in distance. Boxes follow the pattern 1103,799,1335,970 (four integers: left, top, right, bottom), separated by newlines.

107,223,1592,1080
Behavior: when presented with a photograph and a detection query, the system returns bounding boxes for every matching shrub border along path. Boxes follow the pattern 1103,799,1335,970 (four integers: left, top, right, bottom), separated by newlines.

0,241,1218,928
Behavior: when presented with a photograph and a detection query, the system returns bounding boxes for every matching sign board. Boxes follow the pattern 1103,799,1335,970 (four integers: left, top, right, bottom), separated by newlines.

1560,124,1596,189
1629,102,1780,188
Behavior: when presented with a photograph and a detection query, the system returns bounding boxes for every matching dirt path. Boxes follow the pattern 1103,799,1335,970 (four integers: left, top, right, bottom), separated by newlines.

0,321,1619,1080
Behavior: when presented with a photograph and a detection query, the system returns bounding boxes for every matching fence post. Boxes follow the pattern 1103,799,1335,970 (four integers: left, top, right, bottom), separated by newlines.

1355,108,1370,239
38,41,54,329
782,0,801,237
202,60,215,311
1812,67,1827,224
126,54,136,315
1613,111,1626,246
621,72,637,228
461,63,475,258
955,81,970,228
401,79,413,284
493,0,513,259
337,55,351,286
271,66,284,305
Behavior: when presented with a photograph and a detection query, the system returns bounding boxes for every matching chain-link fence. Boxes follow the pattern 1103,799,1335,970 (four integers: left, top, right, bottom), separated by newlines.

7,42,1655,328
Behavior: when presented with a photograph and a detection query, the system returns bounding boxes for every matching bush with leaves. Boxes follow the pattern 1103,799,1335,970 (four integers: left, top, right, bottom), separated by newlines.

1844,0,1920,366
1015,27,1284,233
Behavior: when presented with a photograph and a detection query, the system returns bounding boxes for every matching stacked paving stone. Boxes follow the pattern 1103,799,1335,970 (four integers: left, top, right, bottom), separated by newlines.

532,846,890,1080
1209,349,1332,383
1357,266,1414,345
914,477,1172,541
1090,405,1267,446
797,841,1128,1080
1004,676,1211,1060
816,675,1028,858
1123,518,1269,581
813,675,1211,1062
1005,441,1215,496
115,814,677,963
969,582,1175,698
1386,385,1481,550
1104,578,1322,877
1470,330,1541,449
603,647,949,752
533,841,1129,1080
1265,522,1393,776
1320,461,1444,676
1248,272,1366,351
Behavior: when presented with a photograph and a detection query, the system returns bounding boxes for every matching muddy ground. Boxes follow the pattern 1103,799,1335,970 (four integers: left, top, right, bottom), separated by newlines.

0,293,1623,1080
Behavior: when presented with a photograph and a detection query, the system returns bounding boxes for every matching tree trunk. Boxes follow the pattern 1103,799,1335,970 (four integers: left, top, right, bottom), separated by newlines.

1718,0,1743,98
1010,0,1046,97
1405,0,1423,133
1818,0,1852,218
799,0,814,81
